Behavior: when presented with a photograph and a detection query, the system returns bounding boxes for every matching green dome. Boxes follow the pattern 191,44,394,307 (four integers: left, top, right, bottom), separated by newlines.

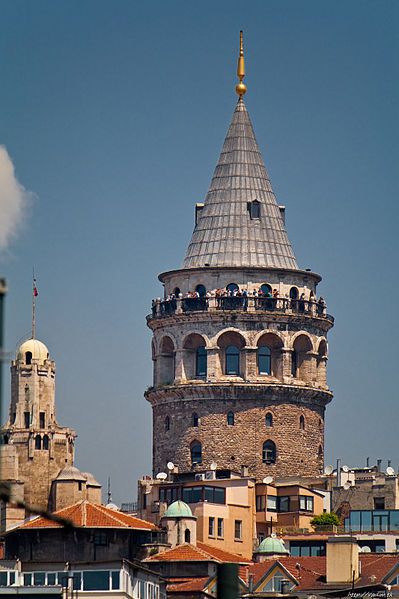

257,536,289,555
163,500,193,518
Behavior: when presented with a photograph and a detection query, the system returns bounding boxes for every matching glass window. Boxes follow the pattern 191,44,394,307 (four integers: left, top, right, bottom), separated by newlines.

213,487,225,504
256,495,266,511
265,412,273,427
196,347,207,377
361,511,372,531
267,495,277,511
24,574,32,586
217,518,224,538
278,496,290,512
234,520,242,540
350,511,361,531
73,573,81,591
94,532,108,546
299,496,314,512
192,487,202,503
390,511,399,530
111,571,120,590
83,571,110,591
191,442,202,464
227,411,234,425
258,346,271,375
262,440,276,463
249,200,261,219
57,573,69,587
208,517,215,537
225,345,240,375
9,572,15,586
192,413,199,427
195,284,207,297
204,486,214,502
47,573,56,585
0,573,7,586
34,572,46,585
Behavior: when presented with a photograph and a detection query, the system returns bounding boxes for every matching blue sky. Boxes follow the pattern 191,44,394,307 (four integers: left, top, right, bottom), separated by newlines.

1,1,398,502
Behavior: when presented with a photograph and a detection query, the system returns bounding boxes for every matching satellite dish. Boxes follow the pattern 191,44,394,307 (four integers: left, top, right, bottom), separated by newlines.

386,466,395,476
343,482,351,490
106,502,118,510
210,461,217,471
342,465,349,473
156,472,168,480
167,462,175,471
324,465,333,475
360,546,371,553
263,476,274,484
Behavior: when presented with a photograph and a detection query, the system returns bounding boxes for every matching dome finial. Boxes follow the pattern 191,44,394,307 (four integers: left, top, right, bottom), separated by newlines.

236,30,247,97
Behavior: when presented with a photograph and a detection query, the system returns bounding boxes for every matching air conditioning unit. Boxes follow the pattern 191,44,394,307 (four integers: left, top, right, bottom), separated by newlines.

195,473,205,481
205,471,216,480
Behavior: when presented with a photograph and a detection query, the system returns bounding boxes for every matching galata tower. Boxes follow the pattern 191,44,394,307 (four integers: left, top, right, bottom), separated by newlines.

146,32,334,481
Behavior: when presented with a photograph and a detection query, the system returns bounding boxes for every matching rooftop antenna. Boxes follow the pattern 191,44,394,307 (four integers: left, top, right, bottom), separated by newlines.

236,31,247,98
107,476,112,504
32,268,38,339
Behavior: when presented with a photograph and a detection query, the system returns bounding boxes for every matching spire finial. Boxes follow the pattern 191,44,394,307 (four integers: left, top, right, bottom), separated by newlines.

32,268,38,339
236,30,247,97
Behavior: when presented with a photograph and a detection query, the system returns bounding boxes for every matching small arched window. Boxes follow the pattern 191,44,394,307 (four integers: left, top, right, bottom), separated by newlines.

262,440,276,464
225,346,240,375
35,435,41,450
291,351,298,377
192,413,199,427
300,415,305,430
165,416,170,432
25,351,32,365
260,284,272,296
265,412,273,428
191,441,202,465
226,283,239,295
247,199,261,219
289,287,299,300
196,346,207,377
318,445,323,459
184,529,191,543
227,411,234,426
173,287,181,297
43,434,49,450
258,346,271,375
195,284,207,297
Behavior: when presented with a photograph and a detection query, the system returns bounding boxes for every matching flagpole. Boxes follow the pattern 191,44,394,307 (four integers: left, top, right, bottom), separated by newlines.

32,268,36,339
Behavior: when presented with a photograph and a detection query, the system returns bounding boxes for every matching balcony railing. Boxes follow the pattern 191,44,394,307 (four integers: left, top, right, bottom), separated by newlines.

151,296,333,322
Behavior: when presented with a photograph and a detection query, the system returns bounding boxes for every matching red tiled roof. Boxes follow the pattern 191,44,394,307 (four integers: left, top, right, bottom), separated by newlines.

15,501,158,531
145,542,250,564
167,577,211,592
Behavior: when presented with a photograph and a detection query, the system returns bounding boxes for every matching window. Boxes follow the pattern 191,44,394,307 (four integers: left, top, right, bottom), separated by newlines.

258,346,271,375
196,346,207,377
260,283,272,296
262,440,276,464
94,532,108,546
264,573,285,592
299,496,314,512
225,345,240,375
35,435,41,450
234,520,242,540
227,411,234,425
217,517,224,538
39,412,45,428
289,287,299,300
192,412,199,427
24,574,32,586
24,411,30,428
256,494,266,511
25,351,32,365
173,287,181,297
299,415,305,430
83,571,109,591
208,516,215,537
184,529,191,543
47,573,56,585
267,495,277,511
33,573,45,585
265,412,273,427
195,284,207,297
278,496,290,512
247,199,261,219
43,435,49,450
182,486,225,505
291,351,298,377
290,541,326,556
165,416,170,432
191,441,202,464
226,282,239,294
160,486,180,504
374,497,385,510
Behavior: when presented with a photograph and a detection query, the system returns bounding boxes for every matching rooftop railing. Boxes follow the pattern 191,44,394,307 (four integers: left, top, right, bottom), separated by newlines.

151,296,333,322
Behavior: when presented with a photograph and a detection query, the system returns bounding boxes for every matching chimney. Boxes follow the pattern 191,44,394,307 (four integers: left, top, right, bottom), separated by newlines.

366,457,370,468
241,465,249,477
326,537,359,584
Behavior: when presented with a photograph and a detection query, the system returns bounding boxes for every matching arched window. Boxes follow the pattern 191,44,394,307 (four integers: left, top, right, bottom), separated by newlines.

43,434,49,450
184,529,191,543
260,284,272,296
258,346,271,375
289,287,299,300
262,440,276,464
291,351,298,377
192,413,199,427
265,412,273,428
318,445,323,459
165,416,170,432
35,435,41,450
173,287,181,297
25,351,32,365
226,282,239,294
191,441,202,464
227,411,234,426
248,199,261,219
196,346,207,377
195,284,207,297
225,345,240,375
300,415,305,430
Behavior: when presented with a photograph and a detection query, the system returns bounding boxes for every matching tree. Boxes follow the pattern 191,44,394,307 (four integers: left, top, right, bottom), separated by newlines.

311,513,340,529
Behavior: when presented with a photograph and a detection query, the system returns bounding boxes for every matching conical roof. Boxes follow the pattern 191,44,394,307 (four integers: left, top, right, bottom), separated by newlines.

183,98,298,270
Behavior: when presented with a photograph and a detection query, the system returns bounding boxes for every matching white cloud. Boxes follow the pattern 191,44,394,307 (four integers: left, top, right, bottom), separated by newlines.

0,145,32,251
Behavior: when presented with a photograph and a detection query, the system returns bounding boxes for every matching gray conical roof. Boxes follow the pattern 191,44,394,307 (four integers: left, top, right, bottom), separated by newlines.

183,98,298,270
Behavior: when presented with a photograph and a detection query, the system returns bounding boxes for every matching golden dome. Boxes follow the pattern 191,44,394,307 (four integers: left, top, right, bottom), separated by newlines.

17,338,50,365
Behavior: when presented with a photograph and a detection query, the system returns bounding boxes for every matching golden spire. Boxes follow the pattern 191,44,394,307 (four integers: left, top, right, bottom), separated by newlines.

236,30,247,97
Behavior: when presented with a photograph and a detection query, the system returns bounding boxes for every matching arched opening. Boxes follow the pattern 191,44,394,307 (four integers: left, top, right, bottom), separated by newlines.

43,434,49,450
248,199,261,219
227,411,234,426
184,529,191,543
25,351,32,365
225,346,239,375
2,435,9,445
292,335,313,382
265,412,273,428
165,416,170,432
226,282,239,295
289,287,299,300
195,284,206,298
158,336,175,385
317,339,328,386
218,331,246,377
257,333,283,378
260,284,272,296
192,413,199,427
35,435,41,450
191,441,202,465
183,334,207,380
262,440,276,464
173,287,181,297
299,415,305,430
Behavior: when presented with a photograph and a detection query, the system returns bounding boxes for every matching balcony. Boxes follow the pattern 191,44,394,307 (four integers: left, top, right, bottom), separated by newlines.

150,295,333,323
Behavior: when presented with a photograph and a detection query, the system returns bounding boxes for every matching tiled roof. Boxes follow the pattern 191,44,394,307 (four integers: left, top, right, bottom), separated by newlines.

15,500,157,531
183,97,298,271
145,542,250,564
166,576,211,592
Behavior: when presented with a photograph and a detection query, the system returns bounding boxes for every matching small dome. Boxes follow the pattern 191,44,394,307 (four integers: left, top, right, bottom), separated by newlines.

163,500,193,518
106,502,119,510
81,472,101,487
257,536,289,555
55,465,86,482
17,339,50,365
